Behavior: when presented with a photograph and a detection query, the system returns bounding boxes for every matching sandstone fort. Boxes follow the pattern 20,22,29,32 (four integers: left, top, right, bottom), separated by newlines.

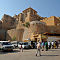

0,7,60,42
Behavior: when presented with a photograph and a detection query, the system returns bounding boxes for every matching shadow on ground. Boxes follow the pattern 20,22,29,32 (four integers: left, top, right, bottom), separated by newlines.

48,50,58,51
48,48,60,51
41,55,59,56
36,55,59,57
0,49,20,54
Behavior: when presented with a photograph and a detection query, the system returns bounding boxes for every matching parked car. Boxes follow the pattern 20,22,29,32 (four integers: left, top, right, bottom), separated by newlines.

0,41,14,51
11,41,18,48
18,42,30,49
28,41,37,49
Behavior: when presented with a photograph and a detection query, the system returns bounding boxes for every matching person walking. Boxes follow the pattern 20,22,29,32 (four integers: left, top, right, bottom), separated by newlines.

54,41,56,49
36,42,41,56
48,41,51,49
45,41,48,51
20,44,23,52
35,42,37,49
41,42,44,51
55,41,58,49
51,41,54,49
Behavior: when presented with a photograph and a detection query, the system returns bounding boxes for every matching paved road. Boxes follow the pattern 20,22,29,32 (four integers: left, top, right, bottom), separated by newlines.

0,47,60,60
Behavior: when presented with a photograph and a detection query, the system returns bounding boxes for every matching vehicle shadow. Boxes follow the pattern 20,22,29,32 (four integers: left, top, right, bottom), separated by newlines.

48,48,60,51
48,50,58,51
0,49,20,54
41,55,59,56
37,55,59,57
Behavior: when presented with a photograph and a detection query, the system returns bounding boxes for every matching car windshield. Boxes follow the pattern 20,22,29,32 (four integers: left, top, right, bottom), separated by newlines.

2,42,12,45
22,43,28,45
19,43,22,45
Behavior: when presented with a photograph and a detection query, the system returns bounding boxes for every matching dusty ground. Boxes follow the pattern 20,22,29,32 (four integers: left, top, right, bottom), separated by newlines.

0,47,60,60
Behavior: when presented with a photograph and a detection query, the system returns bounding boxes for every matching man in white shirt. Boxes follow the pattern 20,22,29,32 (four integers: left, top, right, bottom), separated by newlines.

51,41,54,49
48,41,51,49
36,42,41,56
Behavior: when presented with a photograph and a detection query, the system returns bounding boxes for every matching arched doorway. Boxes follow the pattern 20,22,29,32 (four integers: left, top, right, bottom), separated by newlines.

34,38,37,42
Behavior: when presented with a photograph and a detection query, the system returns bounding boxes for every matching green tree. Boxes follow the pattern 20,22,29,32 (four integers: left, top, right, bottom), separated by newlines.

23,24,25,26
12,35,16,41
25,22,30,28
23,22,30,28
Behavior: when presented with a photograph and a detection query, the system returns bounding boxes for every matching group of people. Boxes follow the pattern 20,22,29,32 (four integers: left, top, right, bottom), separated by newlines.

36,40,59,56
19,40,59,56
41,41,59,51
51,41,59,49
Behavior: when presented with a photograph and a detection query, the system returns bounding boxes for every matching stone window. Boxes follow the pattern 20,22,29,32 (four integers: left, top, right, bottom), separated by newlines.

5,20,8,22
10,21,14,26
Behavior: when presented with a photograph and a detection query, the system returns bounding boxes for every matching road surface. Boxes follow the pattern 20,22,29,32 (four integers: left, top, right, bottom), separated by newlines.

0,47,60,60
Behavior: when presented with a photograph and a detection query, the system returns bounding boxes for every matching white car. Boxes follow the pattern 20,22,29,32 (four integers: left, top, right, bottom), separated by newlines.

11,41,18,48
18,42,30,49
0,41,14,51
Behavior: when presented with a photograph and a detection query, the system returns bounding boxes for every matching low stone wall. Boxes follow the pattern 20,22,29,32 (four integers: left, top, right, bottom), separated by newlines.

6,29,24,41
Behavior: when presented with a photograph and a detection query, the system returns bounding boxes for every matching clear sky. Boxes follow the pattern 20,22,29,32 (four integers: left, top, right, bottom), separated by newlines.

0,0,60,19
